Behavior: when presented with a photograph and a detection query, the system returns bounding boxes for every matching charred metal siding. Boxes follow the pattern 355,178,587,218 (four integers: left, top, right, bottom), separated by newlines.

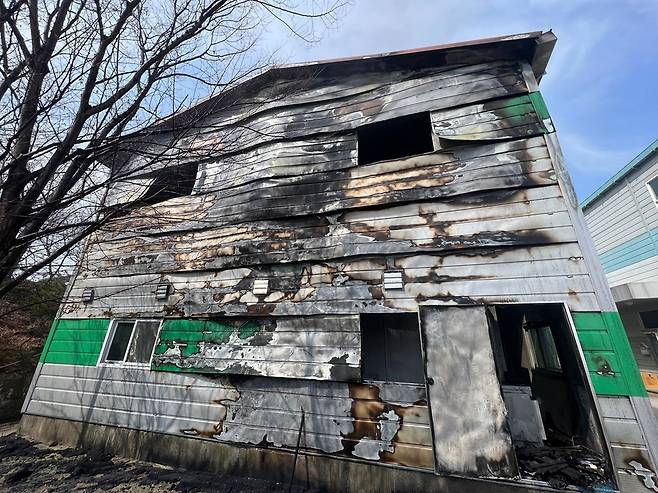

27,364,433,469
20,35,658,491
31,58,592,470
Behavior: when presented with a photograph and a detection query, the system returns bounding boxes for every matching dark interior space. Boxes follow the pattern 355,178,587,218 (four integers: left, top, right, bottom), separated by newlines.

361,313,424,384
357,112,434,165
487,304,612,488
142,162,198,204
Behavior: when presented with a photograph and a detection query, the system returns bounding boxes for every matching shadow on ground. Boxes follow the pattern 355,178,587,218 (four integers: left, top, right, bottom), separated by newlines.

0,430,321,492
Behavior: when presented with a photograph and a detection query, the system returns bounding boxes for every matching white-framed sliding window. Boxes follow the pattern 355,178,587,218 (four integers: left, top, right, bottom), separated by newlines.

98,319,163,368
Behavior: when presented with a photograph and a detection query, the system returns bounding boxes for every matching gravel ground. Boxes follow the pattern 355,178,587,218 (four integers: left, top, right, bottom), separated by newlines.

0,424,319,493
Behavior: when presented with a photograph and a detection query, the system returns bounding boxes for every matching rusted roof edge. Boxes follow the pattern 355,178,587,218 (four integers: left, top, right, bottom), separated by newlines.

273,31,544,71
99,31,556,168
153,31,555,133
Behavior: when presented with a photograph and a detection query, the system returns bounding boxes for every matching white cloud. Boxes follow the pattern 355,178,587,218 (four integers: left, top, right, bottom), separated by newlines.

559,133,636,175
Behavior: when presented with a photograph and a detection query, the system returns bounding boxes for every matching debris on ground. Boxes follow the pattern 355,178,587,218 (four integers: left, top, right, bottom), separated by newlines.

516,445,612,489
0,432,322,492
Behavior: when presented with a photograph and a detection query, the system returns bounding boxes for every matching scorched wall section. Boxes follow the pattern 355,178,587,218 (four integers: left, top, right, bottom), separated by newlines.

23,43,656,489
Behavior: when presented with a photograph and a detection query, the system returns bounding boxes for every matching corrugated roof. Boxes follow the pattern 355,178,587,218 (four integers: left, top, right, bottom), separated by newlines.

581,138,658,209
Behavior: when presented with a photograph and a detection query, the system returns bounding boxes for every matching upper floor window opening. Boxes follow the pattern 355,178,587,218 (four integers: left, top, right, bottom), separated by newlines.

357,112,434,165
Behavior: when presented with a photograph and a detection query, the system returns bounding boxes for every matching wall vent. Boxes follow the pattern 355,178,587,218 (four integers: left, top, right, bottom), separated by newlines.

155,282,171,300
81,288,95,303
383,271,404,290
253,279,269,295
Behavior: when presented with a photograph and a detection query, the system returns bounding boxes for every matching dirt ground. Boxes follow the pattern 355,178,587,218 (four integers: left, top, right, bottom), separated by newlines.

0,423,319,493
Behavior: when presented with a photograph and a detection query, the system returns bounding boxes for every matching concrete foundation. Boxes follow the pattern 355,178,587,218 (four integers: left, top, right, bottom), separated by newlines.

18,414,559,493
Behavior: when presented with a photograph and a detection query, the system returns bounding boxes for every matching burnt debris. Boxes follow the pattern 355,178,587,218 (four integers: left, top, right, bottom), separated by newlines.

516,445,612,489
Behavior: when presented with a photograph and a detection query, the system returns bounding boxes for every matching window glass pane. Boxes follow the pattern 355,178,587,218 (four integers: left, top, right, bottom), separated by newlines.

106,322,135,362
125,321,160,363
529,326,561,371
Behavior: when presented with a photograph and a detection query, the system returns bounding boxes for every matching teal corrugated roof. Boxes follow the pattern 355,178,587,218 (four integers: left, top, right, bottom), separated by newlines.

581,138,658,209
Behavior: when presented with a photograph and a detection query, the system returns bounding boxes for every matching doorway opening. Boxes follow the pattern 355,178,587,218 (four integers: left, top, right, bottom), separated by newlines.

488,304,613,488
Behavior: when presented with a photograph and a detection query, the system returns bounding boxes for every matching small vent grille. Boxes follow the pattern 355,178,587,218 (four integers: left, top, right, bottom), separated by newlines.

383,271,404,290
155,283,171,300
253,279,269,295
81,288,95,303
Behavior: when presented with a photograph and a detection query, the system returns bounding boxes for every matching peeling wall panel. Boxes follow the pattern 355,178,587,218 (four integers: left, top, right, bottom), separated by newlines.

152,316,361,381
136,62,530,175
63,244,598,318
110,138,555,234
431,93,550,141
27,364,434,470
82,186,576,277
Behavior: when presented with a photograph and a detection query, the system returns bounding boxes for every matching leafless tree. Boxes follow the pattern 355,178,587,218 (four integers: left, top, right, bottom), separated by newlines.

0,0,344,298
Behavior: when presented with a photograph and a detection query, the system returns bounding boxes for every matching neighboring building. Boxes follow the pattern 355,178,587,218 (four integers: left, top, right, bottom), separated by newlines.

582,139,658,393
20,32,658,492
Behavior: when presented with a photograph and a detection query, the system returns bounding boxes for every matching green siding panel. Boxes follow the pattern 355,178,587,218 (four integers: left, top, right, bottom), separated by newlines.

41,319,110,365
575,330,614,351
528,91,551,121
572,311,647,397
44,352,102,366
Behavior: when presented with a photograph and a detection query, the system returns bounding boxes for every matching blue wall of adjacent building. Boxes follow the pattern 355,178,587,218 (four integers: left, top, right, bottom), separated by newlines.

599,227,658,273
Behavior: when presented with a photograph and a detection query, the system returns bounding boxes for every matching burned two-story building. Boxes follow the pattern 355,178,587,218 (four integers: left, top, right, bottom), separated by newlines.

20,32,658,492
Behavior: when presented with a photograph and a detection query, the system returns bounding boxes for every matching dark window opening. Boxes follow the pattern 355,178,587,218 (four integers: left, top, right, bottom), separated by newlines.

357,112,434,165
488,304,612,485
142,162,198,204
640,310,658,329
361,313,424,384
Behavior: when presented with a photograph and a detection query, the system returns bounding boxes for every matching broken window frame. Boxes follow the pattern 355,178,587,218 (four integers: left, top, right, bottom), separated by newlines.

110,162,199,208
98,319,163,368
526,323,562,372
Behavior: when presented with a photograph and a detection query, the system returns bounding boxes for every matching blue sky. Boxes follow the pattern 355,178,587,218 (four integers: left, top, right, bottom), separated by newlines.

263,0,658,201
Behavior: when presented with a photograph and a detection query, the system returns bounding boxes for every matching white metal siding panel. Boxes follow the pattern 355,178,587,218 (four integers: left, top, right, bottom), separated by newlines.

584,182,646,256
597,396,658,491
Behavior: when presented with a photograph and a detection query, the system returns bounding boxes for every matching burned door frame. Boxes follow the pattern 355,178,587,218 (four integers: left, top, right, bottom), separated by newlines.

560,303,618,488
417,301,616,488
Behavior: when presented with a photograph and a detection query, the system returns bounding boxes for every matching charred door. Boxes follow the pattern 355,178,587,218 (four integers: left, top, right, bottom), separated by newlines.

419,305,518,477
